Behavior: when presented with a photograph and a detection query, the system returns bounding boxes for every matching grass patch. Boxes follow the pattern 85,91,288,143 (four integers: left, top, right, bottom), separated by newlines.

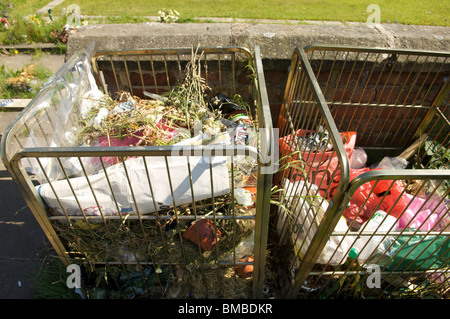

33,256,81,299
1,0,447,45
0,62,53,99
52,0,449,26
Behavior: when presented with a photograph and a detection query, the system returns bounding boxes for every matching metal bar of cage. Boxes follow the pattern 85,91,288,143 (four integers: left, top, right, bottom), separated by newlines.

0,45,274,299
275,45,449,298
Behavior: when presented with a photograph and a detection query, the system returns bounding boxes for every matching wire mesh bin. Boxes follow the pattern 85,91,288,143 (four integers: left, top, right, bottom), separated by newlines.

274,45,449,298
0,45,274,298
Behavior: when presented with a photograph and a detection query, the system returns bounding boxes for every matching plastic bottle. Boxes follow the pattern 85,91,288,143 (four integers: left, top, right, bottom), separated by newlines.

349,210,397,266
220,231,254,263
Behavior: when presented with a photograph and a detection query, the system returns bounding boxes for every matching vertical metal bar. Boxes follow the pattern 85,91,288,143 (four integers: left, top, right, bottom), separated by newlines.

418,57,448,107
397,56,444,145
149,56,159,95
413,81,450,141
207,155,223,290
203,53,209,84
185,157,208,292
343,52,371,132
231,53,236,97
322,50,340,101
123,56,133,96
10,156,71,265
118,156,154,290
229,156,237,268
379,56,422,146
357,53,389,145
163,155,187,265
142,156,175,293
363,53,403,144
55,157,100,246
78,154,140,295
335,51,362,129
253,44,273,298
163,55,171,90
109,56,120,92
218,53,223,92
136,57,145,95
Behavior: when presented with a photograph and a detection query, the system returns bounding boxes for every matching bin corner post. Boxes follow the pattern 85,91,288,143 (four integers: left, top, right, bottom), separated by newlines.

10,153,72,267
252,45,274,298
279,46,354,298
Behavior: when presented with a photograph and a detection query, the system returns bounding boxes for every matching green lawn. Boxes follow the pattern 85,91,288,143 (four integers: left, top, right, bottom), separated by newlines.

49,0,449,26
0,0,447,45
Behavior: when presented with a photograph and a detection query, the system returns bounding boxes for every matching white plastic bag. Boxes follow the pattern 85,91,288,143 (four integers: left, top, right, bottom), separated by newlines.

277,179,351,266
37,155,230,216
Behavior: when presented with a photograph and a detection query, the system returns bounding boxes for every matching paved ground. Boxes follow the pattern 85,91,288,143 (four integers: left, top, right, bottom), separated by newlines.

0,53,65,74
0,175,50,299
0,53,65,299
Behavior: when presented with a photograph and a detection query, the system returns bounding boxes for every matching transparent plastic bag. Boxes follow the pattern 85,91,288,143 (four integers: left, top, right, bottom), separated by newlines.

23,49,99,184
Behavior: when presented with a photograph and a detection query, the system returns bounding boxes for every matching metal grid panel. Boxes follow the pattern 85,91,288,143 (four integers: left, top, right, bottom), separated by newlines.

1,46,273,298
275,45,449,298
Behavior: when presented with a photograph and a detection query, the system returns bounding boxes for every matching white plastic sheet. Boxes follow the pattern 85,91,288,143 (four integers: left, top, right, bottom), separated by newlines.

37,155,230,216
277,179,351,266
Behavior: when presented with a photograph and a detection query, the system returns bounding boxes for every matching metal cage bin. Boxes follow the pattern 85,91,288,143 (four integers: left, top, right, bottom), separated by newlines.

274,45,449,298
1,45,274,299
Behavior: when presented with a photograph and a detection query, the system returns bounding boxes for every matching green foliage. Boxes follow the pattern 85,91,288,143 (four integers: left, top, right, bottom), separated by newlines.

423,138,450,168
0,11,67,44
33,257,81,299
414,137,450,194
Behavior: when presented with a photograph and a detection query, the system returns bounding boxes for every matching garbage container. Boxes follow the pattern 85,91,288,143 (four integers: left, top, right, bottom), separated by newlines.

274,45,449,298
1,45,274,298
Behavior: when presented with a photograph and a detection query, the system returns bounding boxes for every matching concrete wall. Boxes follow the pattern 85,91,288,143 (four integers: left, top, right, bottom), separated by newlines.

66,22,450,60
67,22,449,124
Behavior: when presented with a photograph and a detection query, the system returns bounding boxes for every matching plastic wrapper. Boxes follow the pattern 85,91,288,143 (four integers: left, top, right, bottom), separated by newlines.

371,156,409,170
397,194,449,231
350,147,368,169
343,167,411,226
234,188,254,207
182,219,222,251
209,93,246,114
382,230,450,271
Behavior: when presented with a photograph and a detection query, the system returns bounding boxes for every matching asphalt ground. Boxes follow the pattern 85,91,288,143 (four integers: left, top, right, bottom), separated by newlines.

0,53,65,299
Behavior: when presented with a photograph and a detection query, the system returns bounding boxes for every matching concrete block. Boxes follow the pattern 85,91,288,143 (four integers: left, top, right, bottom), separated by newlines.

67,22,450,61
